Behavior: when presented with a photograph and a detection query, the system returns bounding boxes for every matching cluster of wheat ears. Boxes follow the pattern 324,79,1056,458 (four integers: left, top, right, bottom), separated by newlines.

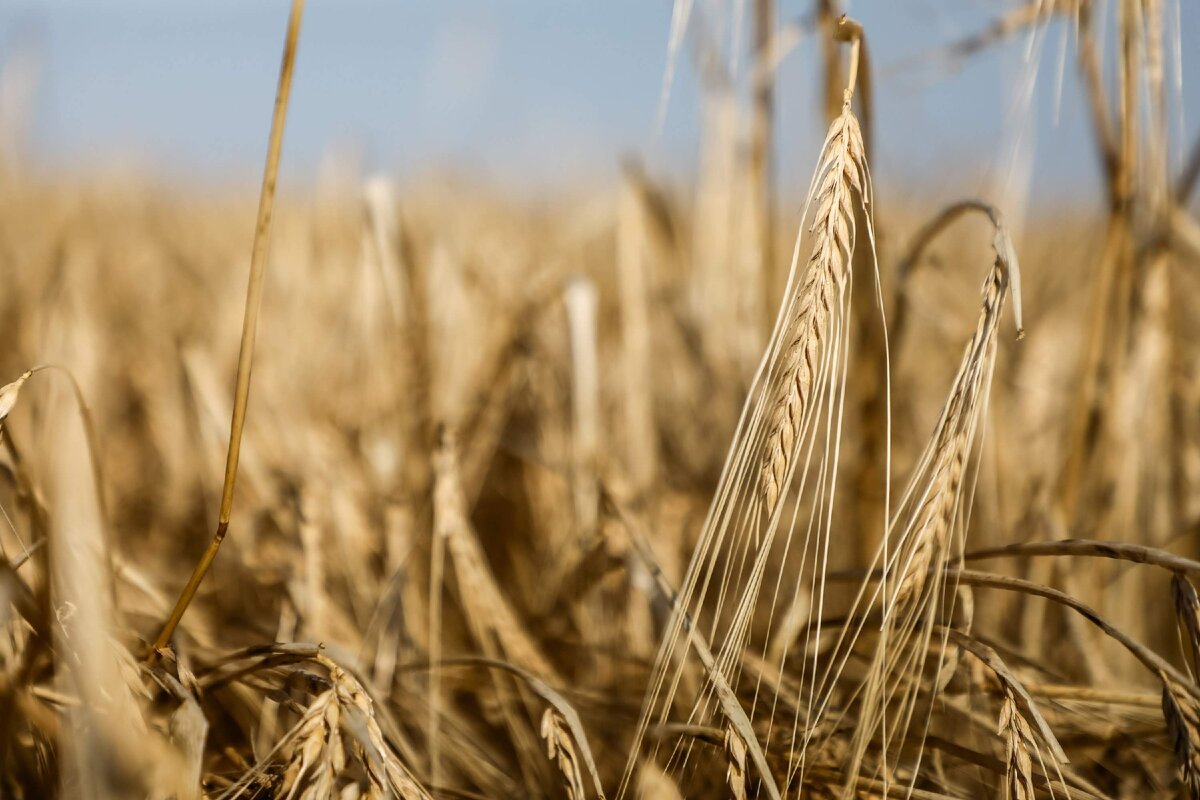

2,0,1200,798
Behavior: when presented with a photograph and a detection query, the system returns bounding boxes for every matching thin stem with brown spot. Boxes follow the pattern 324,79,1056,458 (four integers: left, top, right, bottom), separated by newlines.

152,0,305,657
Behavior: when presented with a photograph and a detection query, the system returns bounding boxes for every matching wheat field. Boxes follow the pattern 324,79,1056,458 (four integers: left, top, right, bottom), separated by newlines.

2,1,1200,798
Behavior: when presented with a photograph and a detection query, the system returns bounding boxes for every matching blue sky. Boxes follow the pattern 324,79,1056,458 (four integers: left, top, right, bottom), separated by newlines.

1,1,1196,207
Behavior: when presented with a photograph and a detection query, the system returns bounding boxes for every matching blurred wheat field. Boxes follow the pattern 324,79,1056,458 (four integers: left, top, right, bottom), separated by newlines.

2,1,1200,798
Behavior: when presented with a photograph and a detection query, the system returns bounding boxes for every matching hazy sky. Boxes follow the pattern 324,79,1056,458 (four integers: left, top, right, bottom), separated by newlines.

1,1,1196,207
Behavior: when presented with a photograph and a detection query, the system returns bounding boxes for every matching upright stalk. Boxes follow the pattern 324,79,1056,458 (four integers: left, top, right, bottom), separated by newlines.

750,0,775,337
153,0,306,656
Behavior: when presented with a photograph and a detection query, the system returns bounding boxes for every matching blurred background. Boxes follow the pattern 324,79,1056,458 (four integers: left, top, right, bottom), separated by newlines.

3,3,1200,797
3,0,1197,207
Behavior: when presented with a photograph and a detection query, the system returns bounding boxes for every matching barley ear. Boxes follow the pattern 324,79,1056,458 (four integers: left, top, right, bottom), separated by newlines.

542,708,588,800
758,103,866,513
724,725,749,800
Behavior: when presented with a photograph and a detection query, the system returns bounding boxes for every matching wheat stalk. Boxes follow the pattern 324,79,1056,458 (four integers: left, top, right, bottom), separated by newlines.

433,429,559,681
617,164,659,495
607,489,780,800
153,0,306,656
431,429,561,789
965,539,1200,574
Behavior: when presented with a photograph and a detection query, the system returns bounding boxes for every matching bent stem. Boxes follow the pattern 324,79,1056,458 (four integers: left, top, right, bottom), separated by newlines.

152,0,306,657
833,15,864,105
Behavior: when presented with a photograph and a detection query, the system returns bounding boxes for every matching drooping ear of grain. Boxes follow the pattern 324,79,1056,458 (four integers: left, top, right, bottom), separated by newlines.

883,219,1021,610
1162,675,1200,800
263,655,433,800
1174,573,1200,676
836,207,1022,797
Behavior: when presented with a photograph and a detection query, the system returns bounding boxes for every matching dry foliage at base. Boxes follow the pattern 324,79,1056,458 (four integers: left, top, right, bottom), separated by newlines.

1,1,1200,799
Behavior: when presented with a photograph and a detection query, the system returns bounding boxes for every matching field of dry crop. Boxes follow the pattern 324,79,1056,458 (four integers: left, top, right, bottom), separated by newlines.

2,1,1200,798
